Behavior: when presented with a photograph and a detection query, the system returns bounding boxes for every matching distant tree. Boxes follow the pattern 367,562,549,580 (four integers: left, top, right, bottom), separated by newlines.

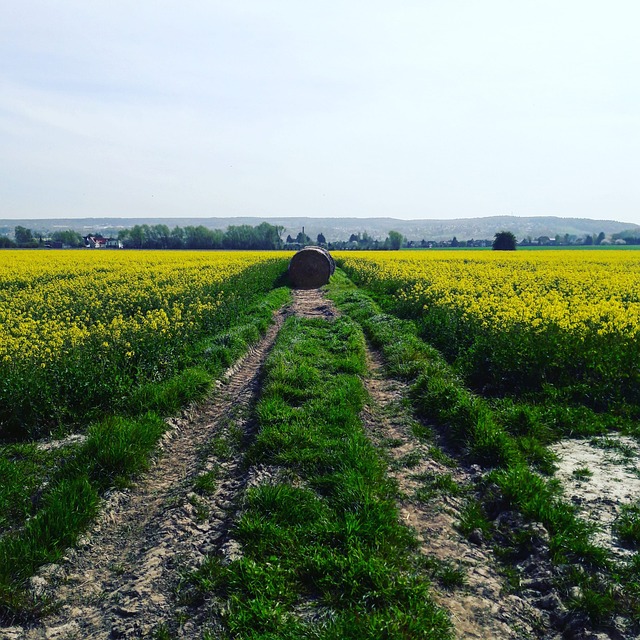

317,232,326,245
184,225,223,250
252,222,284,249
0,236,16,248
492,231,517,251
595,231,606,245
296,231,311,246
286,234,295,244
584,234,594,246
358,231,374,248
168,226,185,249
348,233,360,243
14,226,33,245
51,230,83,247
451,236,459,247
387,230,403,250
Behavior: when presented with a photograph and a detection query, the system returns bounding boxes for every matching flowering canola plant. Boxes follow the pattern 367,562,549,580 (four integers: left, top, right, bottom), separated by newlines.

336,250,640,405
0,250,289,435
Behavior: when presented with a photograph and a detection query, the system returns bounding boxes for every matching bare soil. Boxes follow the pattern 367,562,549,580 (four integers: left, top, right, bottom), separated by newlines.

550,436,640,557
3,289,632,639
361,349,547,640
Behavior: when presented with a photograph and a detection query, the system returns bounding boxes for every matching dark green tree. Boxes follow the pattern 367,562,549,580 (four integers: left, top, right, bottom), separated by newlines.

387,230,403,250
14,226,33,245
492,230,517,251
317,232,326,245
296,231,311,246
51,230,84,247
168,226,185,249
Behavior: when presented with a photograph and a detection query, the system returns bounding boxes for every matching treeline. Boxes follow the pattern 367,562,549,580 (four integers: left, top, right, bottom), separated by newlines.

289,230,403,251
118,222,284,250
0,227,85,248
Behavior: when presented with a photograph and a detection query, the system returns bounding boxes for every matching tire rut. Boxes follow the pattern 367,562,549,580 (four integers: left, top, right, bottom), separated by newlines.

361,347,548,640
15,305,290,640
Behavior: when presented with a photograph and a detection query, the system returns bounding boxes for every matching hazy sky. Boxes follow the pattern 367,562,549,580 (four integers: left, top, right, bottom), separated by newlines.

1,1,639,223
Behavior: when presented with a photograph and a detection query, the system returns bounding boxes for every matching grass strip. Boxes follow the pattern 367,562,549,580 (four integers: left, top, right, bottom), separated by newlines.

326,272,640,629
0,286,290,622
187,315,452,639
327,273,518,468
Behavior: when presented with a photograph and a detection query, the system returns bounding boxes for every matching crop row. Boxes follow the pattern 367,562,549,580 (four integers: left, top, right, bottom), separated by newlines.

0,251,291,439
336,250,640,410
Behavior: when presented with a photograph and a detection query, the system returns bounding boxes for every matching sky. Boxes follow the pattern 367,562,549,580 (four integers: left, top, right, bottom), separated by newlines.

1,1,639,224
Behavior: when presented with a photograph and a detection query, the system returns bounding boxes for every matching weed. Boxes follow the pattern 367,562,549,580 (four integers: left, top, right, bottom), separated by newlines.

590,436,636,461
83,413,167,489
109,562,127,576
427,446,458,468
614,502,640,547
193,470,217,496
457,499,492,539
414,472,461,501
572,467,593,481
416,555,467,590
152,622,174,640
411,421,434,441
393,451,422,469
207,437,232,461
382,437,404,448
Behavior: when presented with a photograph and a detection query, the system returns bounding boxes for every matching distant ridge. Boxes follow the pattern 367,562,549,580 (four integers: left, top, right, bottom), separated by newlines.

1,215,638,242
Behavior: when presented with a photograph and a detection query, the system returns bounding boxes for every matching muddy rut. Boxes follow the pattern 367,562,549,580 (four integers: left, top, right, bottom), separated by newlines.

6,289,565,639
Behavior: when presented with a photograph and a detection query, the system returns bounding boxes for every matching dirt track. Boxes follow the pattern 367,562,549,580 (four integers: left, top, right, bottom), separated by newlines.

12,305,289,640
3,289,588,639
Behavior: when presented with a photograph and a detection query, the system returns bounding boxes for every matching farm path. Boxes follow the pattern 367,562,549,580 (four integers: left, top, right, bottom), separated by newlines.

9,287,564,640
15,298,301,640
361,348,550,640
14,288,337,640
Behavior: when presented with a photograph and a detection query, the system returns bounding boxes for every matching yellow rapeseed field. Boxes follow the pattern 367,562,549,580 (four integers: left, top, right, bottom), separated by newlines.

336,249,640,403
0,250,288,367
0,250,290,435
336,250,640,340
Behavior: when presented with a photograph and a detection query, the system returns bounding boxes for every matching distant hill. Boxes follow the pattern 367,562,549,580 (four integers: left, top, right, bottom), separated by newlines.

1,215,638,243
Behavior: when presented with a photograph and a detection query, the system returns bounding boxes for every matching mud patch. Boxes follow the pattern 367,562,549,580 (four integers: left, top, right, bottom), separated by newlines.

289,288,338,319
550,435,640,556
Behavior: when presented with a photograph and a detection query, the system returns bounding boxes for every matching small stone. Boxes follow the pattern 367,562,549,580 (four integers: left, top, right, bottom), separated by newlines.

537,592,564,611
113,604,139,617
569,586,583,600
560,611,591,638
468,528,484,545
38,563,64,580
521,578,552,594
29,575,48,598
45,622,80,639
76,535,90,548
